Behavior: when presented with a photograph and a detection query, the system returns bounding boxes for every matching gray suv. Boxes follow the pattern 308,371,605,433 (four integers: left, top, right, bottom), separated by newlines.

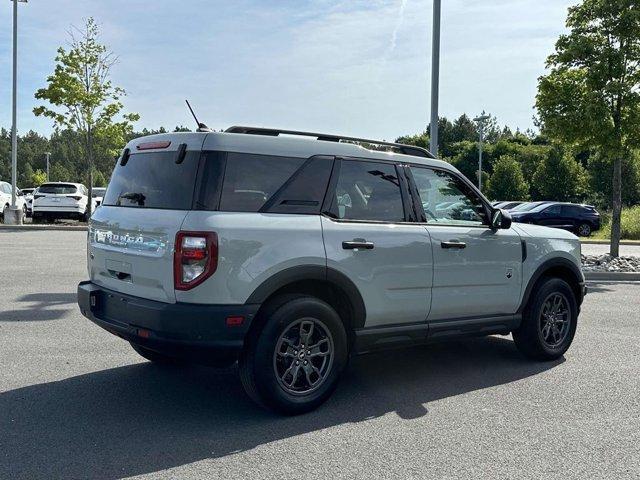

78,127,586,414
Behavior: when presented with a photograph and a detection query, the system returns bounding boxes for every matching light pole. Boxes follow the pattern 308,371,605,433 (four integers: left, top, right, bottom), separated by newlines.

45,152,51,181
7,0,28,225
473,112,490,191
429,0,441,157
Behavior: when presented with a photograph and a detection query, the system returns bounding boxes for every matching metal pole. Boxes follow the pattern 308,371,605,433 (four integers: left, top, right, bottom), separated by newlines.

473,112,490,192
429,0,441,157
478,127,483,191
10,0,18,209
45,152,50,181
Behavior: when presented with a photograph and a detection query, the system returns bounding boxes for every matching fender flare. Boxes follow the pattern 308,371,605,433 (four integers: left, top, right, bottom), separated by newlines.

518,257,584,313
245,265,367,328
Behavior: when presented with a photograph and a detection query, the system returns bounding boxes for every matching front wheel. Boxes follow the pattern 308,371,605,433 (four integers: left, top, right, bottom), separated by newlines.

239,296,348,415
513,277,578,361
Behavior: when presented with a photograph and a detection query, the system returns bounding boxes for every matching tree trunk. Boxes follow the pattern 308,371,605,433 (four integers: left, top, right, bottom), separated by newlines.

610,156,622,258
86,126,94,219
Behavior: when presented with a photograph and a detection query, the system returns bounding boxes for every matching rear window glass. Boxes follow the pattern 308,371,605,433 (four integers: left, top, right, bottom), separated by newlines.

219,153,305,212
103,151,200,209
39,184,78,194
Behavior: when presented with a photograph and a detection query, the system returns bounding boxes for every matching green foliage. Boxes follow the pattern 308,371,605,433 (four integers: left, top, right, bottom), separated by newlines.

33,18,138,214
30,169,47,186
594,206,640,240
532,146,586,202
486,156,529,201
49,163,72,182
535,0,640,255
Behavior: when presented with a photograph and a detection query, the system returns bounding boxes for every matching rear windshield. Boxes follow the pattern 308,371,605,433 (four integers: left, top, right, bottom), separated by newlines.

103,151,200,209
39,184,78,194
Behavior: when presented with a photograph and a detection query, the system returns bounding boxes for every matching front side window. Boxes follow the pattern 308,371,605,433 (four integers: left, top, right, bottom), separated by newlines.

543,205,561,215
409,166,487,226
330,159,405,222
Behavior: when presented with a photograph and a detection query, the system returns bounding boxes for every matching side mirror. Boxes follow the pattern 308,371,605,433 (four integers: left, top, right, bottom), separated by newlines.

491,208,512,230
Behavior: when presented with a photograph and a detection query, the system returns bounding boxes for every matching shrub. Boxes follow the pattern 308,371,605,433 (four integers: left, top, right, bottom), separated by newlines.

594,206,640,240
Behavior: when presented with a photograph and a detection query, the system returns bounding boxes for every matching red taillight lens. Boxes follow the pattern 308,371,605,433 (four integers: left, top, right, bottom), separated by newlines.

173,231,218,291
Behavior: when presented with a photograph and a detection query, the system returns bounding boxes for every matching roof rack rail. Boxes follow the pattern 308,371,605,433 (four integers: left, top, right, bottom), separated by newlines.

225,126,435,159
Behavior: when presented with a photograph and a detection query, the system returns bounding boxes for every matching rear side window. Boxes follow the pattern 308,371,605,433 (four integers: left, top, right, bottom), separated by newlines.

103,151,200,209
330,159,405,222
219,153,305,212
562,205,583,216
38,184,78,194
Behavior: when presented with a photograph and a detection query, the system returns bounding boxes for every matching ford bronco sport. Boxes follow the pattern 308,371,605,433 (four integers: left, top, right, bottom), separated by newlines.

78,127,586,414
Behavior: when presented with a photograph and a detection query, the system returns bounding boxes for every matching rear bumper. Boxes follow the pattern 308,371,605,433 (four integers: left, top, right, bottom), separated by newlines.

77,281,259,366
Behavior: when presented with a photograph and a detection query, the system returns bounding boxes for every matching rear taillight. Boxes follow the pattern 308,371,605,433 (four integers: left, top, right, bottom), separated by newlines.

34,195,44,199
70,195,82,201
173,231,218,290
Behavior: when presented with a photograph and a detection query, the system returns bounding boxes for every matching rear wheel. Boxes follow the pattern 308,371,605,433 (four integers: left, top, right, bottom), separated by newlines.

577,223,592,237
513,277,578,360
130,342,183,365
239,296,348,414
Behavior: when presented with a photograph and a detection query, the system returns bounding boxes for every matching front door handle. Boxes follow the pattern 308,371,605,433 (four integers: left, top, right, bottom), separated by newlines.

441,241,466,249
342,240,375,250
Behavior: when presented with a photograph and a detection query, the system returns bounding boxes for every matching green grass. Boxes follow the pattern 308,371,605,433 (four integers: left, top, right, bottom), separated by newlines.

592,206,640,240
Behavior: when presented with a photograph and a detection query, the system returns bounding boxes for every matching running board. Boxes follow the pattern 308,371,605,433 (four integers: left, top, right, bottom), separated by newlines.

354,314,521,354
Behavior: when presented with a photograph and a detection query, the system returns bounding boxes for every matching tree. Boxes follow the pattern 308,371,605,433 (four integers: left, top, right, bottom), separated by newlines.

532,147,586,202
30,169,47,186
536,0,640,256
487,155,529,201
33,18,139,216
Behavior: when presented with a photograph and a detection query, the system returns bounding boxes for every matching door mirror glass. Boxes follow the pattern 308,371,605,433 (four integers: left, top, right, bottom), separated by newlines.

492,209,512,229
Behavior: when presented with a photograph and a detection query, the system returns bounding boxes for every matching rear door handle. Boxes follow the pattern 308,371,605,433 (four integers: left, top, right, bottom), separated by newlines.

342,240,375,250
441,241,466,249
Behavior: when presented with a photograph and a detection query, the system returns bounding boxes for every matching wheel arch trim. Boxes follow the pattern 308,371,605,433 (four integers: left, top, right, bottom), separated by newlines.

245,265,367,328
518,257,584,313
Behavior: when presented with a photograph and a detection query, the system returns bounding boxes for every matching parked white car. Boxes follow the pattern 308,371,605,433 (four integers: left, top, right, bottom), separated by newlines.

91,187,107,207
32,182,96,223
20,187,37,217
0,181,27,223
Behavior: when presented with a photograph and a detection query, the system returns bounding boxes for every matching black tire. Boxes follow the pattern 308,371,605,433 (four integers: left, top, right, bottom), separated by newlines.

0,204,8,223
577,223,592,237
130,342,182,365
239,296,349,415
513,277,578,361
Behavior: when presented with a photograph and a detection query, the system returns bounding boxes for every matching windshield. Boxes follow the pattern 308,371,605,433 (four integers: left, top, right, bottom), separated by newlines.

38,184,78,194
103,151,200,209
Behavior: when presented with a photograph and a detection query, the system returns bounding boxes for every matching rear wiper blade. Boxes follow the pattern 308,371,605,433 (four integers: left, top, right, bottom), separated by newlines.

117,192,146,206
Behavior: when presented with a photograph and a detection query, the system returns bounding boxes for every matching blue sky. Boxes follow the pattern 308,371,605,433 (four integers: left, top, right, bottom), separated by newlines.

0,0,574,141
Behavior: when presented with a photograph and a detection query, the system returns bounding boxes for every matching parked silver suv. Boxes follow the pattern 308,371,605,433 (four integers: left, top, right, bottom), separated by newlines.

78,127,586,414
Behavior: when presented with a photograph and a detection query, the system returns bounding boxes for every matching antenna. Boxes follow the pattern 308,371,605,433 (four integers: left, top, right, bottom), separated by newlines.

185,100,212,132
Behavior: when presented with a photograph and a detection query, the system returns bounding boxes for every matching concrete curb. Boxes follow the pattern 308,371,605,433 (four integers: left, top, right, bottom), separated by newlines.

584,271,640,281
581,239,640,245
0,224,87,232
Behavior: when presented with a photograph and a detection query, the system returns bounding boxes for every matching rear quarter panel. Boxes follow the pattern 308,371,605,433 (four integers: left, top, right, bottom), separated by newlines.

177,212,326,304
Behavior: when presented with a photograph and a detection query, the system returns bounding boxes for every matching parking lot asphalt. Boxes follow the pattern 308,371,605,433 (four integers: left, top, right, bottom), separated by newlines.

1,230,639,480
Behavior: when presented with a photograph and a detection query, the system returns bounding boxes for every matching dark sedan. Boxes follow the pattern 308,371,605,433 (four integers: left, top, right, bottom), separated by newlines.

509,202,601,237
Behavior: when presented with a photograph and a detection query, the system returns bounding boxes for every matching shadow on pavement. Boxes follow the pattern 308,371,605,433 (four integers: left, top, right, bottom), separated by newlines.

0,336,562,479
0,292,77,322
